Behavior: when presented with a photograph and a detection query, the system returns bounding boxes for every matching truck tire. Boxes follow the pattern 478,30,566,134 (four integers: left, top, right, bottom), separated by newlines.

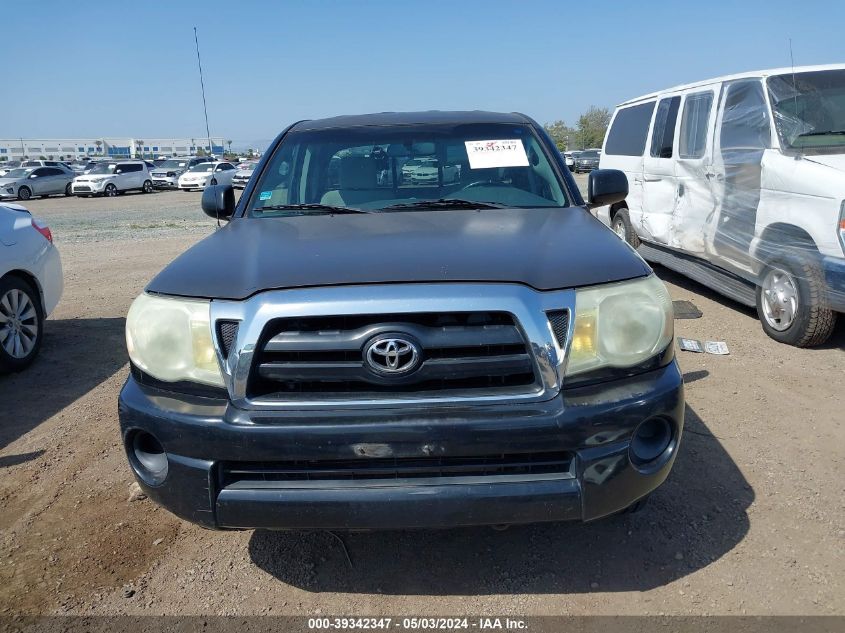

611,207,640,249
755,251,836,347
0,275,44,373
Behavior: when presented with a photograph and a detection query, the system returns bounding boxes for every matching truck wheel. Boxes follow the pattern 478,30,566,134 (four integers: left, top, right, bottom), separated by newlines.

756,252,836,347
611,207,640,248
0,276,44,373
17,186,31,201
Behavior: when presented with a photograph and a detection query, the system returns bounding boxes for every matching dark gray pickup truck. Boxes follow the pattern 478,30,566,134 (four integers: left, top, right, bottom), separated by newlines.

120,111,684,530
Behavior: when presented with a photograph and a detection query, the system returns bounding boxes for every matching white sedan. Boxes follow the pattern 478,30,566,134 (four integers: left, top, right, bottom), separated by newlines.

177,161,237,191
0,203,63,372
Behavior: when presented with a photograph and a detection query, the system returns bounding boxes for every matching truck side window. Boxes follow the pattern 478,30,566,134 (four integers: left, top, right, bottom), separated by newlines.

679,91,714,159
650,96,681,158
605,102,655,156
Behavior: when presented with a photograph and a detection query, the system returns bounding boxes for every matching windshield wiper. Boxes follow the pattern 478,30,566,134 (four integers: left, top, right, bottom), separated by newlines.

796,130,845,137
380,198,508,211
255,203,368,214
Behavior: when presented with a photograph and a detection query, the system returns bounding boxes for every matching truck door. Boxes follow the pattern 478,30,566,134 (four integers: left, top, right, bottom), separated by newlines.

709,79,771,270
641,95,681,245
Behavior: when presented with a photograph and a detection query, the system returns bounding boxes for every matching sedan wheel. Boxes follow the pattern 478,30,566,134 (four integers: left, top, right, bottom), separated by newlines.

0,278,43,372
18,186,31,201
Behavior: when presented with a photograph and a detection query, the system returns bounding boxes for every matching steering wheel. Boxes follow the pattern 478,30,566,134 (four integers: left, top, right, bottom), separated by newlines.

462,180,510,189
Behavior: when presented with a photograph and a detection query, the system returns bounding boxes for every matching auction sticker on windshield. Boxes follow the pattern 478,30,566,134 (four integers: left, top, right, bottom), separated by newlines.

465,139,529,169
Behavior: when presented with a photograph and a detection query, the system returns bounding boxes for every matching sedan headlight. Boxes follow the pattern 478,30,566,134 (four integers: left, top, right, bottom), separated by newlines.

126,293,224,387
566,275,673,376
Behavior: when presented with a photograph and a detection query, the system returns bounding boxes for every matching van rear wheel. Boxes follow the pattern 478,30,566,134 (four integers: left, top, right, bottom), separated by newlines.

755,252,836,347
611,208,640,248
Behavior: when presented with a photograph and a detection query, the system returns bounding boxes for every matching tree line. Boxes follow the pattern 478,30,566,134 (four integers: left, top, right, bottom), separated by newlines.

544,106,611,151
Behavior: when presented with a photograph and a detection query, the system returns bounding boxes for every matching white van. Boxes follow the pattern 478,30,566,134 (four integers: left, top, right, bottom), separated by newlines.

597,63,845,347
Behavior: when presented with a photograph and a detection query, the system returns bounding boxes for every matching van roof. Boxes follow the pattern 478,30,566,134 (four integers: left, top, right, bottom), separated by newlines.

617,62,845,107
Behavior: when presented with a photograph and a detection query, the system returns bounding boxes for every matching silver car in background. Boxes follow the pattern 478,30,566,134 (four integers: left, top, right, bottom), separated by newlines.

150,157,210,189
0,166,75,201
0,202,63,372
231,161,257,189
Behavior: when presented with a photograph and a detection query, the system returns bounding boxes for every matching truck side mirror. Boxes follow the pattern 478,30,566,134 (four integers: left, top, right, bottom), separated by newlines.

201,184,236,221
586,169,628,209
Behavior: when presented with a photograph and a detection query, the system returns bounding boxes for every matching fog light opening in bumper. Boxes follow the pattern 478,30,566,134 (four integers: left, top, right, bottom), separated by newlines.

629,417,673,468
128,430,168,486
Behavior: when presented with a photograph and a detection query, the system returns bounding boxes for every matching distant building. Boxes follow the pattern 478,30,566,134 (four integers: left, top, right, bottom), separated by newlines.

0,137,227,161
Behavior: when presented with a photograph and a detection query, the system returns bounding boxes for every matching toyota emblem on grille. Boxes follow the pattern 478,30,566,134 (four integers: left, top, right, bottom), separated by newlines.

365,335,421,375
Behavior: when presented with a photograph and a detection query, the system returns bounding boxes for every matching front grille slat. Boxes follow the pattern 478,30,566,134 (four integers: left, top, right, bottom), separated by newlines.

257,353,532,384
248,312,539,400
263,322,524,352
220,451,575,489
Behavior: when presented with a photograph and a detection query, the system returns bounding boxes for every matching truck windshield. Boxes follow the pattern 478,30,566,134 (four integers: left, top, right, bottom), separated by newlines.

768,69,845,152
247,122,569,215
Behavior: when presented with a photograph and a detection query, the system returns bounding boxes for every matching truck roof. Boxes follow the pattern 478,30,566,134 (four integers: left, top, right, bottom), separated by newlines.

292,110,533,131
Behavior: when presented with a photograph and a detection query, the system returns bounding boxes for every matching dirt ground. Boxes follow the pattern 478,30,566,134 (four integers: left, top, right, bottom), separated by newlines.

0,181,843,617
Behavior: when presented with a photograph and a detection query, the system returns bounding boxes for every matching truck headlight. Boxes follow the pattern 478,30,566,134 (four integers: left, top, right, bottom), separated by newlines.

126,293,224,387
566,275,673,376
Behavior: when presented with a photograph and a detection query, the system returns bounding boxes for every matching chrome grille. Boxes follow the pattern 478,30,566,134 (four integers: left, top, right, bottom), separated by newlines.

248,312,538,400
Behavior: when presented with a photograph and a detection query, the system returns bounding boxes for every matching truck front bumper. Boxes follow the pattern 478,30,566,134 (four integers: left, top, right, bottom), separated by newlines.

118,361,685,530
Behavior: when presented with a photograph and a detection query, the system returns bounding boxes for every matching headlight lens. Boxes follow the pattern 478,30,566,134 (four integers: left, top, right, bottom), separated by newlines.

566,275,673,376
126,293,224,387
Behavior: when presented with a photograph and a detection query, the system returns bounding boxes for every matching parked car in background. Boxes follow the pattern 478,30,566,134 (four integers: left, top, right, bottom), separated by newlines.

21,160,72,171
150,157,210,189
232,161,258,189
0,161,22,177
120,110,683,531
69,160,94,174
0,166,75,200
597,63,845,347
71,160,153,197
408,158,460,185
575,149,601,172
0,203,63,372
177,161,236,191
563,151,581,172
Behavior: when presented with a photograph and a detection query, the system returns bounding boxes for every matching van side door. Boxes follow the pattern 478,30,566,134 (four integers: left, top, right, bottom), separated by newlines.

709,78,771,269
641,95,682,245
672,87,718,257
601,101,655,236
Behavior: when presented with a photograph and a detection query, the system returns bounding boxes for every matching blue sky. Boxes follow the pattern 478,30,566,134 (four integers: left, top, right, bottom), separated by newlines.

2,0,842,150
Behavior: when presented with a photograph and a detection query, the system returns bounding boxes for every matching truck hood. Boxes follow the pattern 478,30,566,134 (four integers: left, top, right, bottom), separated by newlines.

146,207,651,300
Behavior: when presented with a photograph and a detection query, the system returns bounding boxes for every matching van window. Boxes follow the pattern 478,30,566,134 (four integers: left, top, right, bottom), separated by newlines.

605,102,655,156
679,91,713,159
650,96,681,158
720,81,770,150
